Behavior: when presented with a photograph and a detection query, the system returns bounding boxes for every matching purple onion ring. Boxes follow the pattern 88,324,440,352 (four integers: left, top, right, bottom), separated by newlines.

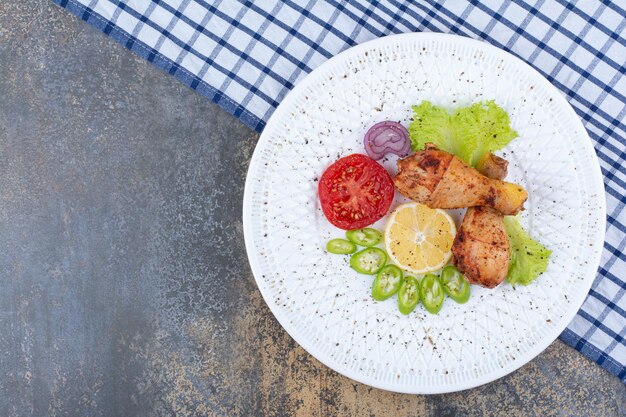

363,121,411,160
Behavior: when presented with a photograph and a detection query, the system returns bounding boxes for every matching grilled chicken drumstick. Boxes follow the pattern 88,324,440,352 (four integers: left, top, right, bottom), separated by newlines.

394,146,527,215
453,153,510,288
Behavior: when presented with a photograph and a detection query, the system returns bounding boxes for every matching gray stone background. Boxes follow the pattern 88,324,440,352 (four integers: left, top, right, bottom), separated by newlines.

0,1,624,416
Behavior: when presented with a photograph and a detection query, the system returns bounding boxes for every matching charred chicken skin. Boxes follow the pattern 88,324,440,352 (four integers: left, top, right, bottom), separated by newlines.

394,147,527,215
453,153,510,288
453,207,510,288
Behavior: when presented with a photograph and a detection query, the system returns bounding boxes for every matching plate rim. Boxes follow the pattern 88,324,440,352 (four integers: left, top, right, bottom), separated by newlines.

242,32,606,394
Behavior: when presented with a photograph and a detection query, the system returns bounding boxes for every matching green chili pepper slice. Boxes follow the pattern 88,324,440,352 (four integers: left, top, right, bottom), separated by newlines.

440,265,471,304
326,238,357,254
346,228,382,247
397,275,420,314
371,265,403,301
420,273,445,314
350,247,387,275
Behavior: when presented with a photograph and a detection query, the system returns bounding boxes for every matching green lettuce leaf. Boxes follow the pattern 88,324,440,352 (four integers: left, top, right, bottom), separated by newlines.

453,100,519,166
504,216,552,286
408,100,518,166
408,101,460,157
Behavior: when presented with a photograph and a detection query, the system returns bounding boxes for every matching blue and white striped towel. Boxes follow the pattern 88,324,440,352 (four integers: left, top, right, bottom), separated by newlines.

52,0,626,382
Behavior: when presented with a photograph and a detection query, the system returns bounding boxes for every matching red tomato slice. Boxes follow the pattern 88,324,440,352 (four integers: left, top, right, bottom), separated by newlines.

318,154,394,230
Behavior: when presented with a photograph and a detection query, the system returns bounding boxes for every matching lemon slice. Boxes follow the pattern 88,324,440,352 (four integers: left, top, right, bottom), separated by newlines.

384,203,456,274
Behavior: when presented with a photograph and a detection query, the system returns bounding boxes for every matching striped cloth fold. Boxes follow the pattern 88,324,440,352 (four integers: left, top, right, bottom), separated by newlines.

52,0,626,382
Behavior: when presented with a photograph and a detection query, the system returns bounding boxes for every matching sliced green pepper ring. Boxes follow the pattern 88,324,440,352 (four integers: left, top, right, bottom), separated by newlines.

420,273,445,314
346,228,382,247
397,275,420,314
350,247,387,275
371,265,403,301
326,238,357,254
440,265,471,304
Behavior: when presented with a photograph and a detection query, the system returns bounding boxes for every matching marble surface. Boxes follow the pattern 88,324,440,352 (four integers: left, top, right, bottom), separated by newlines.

0,1,624,416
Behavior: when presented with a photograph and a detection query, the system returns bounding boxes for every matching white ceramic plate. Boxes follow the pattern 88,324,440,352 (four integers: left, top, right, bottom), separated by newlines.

242,33,605,394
